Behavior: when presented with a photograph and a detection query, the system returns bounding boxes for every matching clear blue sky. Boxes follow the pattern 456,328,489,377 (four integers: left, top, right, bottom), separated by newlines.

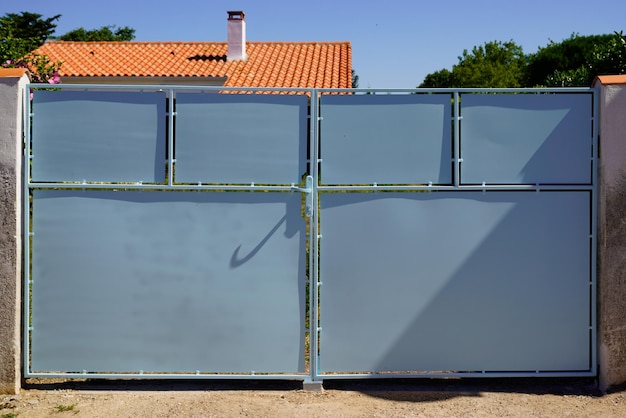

3,0,625,88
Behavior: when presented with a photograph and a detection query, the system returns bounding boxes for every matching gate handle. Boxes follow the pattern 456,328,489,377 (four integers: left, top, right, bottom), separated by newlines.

291,175,313,217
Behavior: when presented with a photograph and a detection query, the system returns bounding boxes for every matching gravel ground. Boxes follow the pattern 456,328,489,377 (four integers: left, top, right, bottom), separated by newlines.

1,377,625,417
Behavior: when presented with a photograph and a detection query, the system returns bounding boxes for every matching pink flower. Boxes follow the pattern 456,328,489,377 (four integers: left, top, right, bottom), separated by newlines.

48,71,60,84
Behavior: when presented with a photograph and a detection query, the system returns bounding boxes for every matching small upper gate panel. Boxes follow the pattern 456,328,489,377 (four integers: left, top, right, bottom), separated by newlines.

319,94,453,185
460,93,593,185
174,93,308,185
31,90,167,183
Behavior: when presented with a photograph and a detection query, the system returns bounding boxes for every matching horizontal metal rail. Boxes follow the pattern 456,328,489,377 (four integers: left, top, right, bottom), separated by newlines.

317,370,596,379
317,184,594,192
25,372,309,380
26,182,304,192
319,87,597,94
27,183,595,192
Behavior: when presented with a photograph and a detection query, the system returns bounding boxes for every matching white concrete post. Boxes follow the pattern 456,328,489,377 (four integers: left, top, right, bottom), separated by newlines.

594,75,626,391
0,68,28,394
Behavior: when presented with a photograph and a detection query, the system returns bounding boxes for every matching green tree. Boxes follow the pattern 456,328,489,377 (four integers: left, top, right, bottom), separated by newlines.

591,31,626,74
542,32,626,87
545,66,590,87
59,25,136,41
352,69,359,88
527,33,614,87
420,68,452,88
0,11,60,45
0,11,60,61
0,11,61,83
0,37,38,63
419,41,527,88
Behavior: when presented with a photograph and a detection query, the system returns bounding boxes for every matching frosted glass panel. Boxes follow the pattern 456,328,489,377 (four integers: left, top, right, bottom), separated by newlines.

320,94,452,184
461,93,592,184
32,190,305,373
175,93,308,184
320,191,590,372
32,90,166,182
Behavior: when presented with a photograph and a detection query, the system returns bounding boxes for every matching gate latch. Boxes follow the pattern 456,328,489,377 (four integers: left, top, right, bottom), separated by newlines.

291,175,313,217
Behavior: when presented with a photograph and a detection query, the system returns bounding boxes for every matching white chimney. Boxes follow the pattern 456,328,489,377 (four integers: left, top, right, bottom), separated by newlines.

227,11,247,61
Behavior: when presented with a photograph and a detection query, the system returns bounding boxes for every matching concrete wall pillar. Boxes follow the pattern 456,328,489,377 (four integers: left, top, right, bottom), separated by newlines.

595,75,626,391
0,69,28,394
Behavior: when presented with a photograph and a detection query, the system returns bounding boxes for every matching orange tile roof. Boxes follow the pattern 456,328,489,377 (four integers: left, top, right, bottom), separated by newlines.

35,41,352,89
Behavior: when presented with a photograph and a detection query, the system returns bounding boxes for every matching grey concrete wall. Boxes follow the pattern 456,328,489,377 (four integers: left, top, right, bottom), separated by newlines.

0,69,27,394
595,76,626,391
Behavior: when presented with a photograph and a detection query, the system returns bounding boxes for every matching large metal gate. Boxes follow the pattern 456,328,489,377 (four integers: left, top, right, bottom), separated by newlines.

24,85,597,382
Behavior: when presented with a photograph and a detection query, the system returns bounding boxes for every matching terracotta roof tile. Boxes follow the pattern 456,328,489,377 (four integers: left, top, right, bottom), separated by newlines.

35,41,352,89
594,74,626,85
0,68,29,78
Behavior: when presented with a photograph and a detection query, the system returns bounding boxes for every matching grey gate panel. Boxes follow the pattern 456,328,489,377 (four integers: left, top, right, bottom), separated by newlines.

319,94,452,185
31,90,166,183
460,93,593,184
319,191,591,373
31,190,305,373
175,93,308,184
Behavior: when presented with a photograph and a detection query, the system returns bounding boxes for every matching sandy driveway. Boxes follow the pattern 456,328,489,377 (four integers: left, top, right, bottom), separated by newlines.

2,377,625,417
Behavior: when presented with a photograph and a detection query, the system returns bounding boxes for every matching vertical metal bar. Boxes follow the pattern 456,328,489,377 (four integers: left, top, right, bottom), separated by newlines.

168,89,175,186
23,85,32,376
590,88,599,374
453,91,461,188
309,89,320,381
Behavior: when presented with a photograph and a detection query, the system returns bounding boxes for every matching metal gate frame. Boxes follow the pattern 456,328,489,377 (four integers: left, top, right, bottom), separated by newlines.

23,85,598,383
311,88,598,381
